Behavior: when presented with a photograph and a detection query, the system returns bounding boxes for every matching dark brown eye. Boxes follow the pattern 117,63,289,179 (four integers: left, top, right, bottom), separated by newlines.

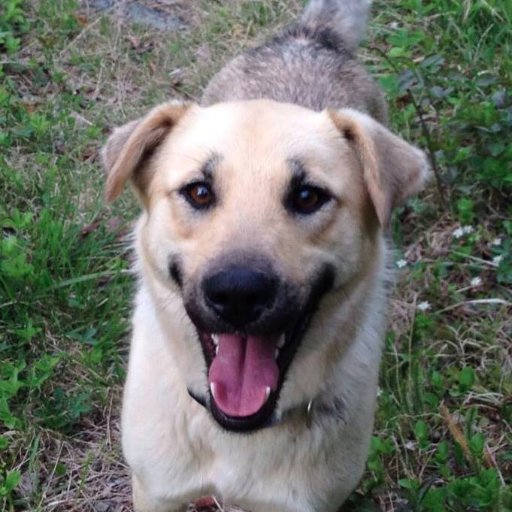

289,185,331,215
180,182,215,210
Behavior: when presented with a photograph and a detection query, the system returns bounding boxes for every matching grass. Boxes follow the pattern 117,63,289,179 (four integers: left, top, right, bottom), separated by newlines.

0,0,510,510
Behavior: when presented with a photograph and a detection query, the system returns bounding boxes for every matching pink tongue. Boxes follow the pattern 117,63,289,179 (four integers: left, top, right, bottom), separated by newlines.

208,334,279,417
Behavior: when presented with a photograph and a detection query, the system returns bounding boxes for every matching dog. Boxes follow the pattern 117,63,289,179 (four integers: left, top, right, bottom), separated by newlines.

101,1,429,511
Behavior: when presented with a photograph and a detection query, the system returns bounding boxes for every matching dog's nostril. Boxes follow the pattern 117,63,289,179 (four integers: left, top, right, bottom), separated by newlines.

203,266,278,326
210,292,230,306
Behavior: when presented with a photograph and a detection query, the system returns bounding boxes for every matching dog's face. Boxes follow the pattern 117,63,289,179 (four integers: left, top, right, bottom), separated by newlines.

103,100,427,431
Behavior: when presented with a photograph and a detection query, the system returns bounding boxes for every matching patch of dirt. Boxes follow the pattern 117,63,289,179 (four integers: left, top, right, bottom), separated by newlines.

78,0,194,31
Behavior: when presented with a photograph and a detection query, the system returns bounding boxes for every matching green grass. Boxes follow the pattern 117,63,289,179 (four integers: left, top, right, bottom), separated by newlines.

0,0,510,510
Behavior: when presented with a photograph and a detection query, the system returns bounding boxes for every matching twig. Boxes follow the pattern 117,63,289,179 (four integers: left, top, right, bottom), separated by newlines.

436,298,512,314
369,45,448,209
451,251,502,268
38,440,65,508
59,14,105,58
406,88,447,209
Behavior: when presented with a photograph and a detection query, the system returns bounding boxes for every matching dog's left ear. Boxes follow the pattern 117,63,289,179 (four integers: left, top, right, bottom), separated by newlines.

328,109,429,227
102,101,192,203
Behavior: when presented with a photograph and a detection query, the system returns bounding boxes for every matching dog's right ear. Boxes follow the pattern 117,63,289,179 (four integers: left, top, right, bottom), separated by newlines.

102,102,192,203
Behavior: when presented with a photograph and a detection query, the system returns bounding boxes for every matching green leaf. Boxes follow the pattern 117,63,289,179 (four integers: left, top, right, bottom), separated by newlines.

0,470,21,496
458,367,476,392
456,198,475,224
389,47,407,58
415,420,428,440
469,432,485,457
399,478,420,491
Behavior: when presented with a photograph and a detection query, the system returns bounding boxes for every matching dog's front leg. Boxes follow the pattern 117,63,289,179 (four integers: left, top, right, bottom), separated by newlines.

132,476,188,512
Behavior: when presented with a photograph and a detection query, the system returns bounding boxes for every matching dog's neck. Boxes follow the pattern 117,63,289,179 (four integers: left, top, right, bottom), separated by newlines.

280,393,348,428
187,388,347,430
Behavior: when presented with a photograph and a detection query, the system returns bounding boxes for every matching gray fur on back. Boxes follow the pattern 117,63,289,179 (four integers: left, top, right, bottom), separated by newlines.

201,0,386,124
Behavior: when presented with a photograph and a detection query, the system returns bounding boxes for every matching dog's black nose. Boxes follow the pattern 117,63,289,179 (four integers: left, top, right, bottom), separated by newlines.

203,266,278,326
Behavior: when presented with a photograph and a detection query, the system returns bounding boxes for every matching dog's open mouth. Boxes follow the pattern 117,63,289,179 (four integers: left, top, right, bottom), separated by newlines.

208,333,281,417
193,292,330,431
204,333,283,417
185,264,335,432
196,330,294,431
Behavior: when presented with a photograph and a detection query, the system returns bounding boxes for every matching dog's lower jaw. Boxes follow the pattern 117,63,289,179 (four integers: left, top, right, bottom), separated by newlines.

187,386,345,430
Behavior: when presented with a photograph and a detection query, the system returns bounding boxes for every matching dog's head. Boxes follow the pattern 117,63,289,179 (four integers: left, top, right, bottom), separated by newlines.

103,100,428,431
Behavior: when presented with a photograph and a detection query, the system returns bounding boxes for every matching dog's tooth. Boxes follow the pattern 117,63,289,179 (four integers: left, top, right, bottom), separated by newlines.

265,386,272,399
210,382,217,400
274,348,279,360
212,335,219,346
277,335,286,348
215,345,219,355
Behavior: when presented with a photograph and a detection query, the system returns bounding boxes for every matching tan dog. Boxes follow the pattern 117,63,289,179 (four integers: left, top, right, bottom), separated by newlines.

102,1,429,511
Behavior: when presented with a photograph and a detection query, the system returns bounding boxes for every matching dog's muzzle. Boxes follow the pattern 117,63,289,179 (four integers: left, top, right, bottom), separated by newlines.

183,257,334,432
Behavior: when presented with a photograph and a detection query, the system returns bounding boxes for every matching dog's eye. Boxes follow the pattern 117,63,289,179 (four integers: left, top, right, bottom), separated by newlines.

289,185,331,215
180,182,215,210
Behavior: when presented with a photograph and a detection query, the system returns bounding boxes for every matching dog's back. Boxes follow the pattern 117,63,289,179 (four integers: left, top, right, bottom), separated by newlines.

202,0,387,122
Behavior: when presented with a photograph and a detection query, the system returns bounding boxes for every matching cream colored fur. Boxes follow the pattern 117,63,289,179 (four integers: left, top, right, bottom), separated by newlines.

102,100,428,511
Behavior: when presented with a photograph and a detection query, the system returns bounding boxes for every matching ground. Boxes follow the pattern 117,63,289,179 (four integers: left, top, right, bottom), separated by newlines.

0,0,511,511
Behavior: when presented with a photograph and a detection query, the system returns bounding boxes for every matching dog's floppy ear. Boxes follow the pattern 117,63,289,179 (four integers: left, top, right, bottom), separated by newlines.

328,109,429,227
102,101,192,203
